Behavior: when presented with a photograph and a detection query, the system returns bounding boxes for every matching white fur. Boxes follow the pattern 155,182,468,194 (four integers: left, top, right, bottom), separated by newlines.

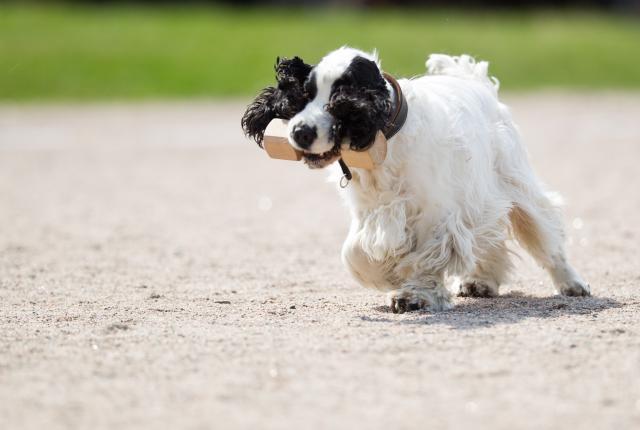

301,48,590,311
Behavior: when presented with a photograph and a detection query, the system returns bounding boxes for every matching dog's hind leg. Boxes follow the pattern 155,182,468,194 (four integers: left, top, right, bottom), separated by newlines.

509,198,590,297
458,241,511,298
494,108,589,296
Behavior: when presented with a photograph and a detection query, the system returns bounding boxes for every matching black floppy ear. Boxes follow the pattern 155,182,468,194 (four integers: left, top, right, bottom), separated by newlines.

272,56,313,119
328,86,386,150
275,56,313,87
327,56,391,150
241,56,313,147
241,86,277,147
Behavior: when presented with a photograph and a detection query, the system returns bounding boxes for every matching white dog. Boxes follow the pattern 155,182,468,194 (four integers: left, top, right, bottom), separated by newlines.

242,47,590,313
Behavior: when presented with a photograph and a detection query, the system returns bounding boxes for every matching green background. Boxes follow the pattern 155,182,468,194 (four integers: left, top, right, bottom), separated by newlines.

1,4,639,101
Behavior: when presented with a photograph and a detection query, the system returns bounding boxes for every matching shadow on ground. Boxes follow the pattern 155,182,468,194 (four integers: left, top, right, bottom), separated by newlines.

365,292,622,329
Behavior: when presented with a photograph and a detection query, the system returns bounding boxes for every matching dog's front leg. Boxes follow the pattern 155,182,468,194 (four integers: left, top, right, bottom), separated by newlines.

387,213,476,313
388,272,453,313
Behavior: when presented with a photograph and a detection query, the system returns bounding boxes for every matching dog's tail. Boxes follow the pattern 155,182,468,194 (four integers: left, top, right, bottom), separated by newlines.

426,54,500,95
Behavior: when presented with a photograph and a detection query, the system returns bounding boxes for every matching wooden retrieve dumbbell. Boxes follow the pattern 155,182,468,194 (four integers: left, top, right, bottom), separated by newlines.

263,119,387,169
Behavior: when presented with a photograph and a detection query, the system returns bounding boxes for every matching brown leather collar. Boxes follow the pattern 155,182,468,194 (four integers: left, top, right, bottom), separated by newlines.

382,72,409,140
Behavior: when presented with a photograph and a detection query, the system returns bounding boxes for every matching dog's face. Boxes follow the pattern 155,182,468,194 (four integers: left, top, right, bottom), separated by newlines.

242,48,391,169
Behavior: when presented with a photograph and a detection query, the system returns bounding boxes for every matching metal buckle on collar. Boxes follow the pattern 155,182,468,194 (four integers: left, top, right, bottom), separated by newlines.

338,158,352,188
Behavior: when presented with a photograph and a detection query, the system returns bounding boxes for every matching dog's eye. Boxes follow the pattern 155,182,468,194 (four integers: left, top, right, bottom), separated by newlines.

333,75,354,89
303,74,317,100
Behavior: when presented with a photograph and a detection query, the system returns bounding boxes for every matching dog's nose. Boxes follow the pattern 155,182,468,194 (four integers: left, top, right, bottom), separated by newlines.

292,124,317,149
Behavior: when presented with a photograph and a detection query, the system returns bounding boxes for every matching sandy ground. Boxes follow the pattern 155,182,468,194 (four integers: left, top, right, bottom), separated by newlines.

1,94,639,430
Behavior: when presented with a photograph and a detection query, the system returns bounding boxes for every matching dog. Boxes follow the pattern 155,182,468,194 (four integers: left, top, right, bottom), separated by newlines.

242,46,590,313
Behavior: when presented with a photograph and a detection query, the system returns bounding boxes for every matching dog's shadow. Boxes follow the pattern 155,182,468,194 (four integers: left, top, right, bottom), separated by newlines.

365,292,622,330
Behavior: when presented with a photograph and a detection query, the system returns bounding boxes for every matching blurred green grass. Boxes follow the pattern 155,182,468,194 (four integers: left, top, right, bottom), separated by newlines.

1,4,640,101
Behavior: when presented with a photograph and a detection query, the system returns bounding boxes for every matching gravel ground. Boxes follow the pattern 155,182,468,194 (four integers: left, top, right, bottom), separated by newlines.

1,94,639,430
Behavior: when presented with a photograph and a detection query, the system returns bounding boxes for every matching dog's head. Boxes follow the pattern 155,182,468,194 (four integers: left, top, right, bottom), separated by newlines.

242,47,392,169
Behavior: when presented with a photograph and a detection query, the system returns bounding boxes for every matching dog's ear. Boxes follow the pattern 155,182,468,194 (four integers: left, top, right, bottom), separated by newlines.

241,86,277,147
241,57,314,146
328,86,385,150
275,56,313,88
328,57,391,150
272,56,314,119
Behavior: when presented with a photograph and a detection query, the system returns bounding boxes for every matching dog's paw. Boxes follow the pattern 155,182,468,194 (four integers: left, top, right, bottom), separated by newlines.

457,280,499,298
388,284,453,314
389,294,427,314
558,279,591,297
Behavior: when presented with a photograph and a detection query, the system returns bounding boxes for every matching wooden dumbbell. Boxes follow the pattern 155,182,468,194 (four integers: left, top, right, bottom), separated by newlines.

262,119,387,169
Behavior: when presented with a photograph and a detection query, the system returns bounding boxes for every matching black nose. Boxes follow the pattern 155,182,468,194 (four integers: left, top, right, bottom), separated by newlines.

292,124,317,149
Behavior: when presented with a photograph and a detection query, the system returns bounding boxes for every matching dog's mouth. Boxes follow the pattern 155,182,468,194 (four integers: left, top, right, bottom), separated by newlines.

302,145,341,169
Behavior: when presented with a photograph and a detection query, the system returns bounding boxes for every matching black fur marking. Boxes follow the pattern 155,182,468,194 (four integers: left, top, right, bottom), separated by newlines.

241,57,313,146
327,56,391,150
